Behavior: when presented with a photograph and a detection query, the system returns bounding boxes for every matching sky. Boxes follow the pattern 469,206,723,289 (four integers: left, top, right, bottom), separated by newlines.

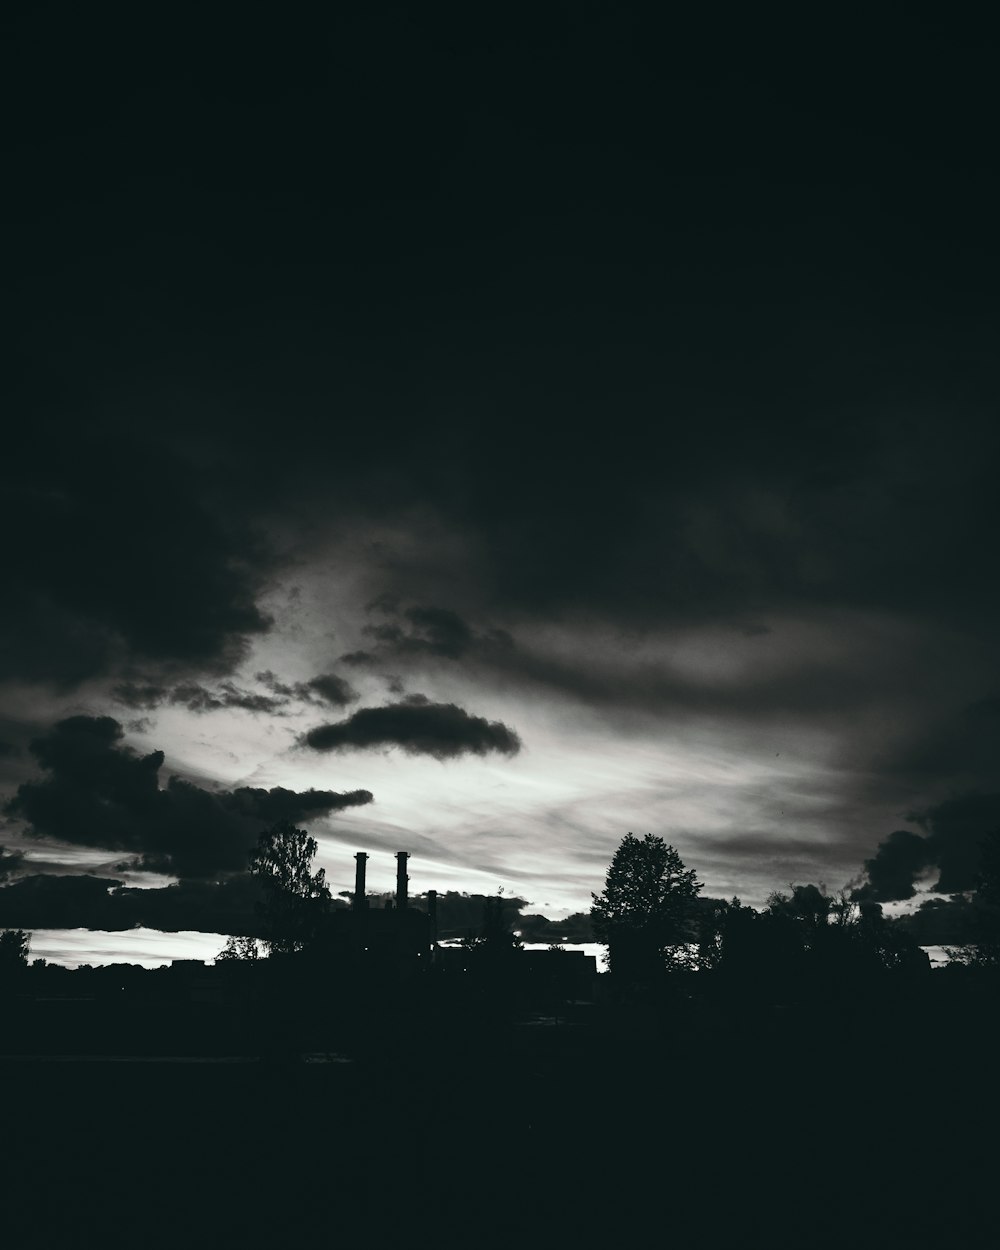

3,5,1000,963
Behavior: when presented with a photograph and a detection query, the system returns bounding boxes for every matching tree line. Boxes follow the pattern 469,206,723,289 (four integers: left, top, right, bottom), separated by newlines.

4,823,1000,984
590,830,1000,987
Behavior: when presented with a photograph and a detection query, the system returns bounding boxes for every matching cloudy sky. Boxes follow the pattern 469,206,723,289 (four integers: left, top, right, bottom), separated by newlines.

3,6,1000,962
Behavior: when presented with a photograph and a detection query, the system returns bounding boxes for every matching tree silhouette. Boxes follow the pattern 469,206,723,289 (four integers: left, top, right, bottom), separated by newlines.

972,828,1000,964
741,884,930,988
216,934,263,961
766,883,832,930
461,888,524,961
249,822,331,956
951,828,1000,968
696,896,751,971
591,834,702,979
0,928,30,972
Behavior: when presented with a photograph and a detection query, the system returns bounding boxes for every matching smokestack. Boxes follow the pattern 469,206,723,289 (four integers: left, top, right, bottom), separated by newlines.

353,853,368,911
395,852,409,912
427,888,438,947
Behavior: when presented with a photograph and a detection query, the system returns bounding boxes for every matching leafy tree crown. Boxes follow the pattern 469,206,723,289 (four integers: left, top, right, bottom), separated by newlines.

591,833,702,950
249,822,330,901
248,822,331,955
0,928,31,970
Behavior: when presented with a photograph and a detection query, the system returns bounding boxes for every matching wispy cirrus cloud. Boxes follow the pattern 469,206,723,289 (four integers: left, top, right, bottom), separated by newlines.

112,669,359,716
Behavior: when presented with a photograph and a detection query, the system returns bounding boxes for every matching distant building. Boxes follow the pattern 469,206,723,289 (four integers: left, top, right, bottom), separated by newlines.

170,960,207,974
317,852,433,978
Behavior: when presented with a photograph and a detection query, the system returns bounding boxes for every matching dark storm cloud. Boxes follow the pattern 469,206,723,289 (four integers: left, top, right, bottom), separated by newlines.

706,833,859,876
362,603,514,662
895,896,977,947
287,673,359,709
913,794,1000,895
0,878,543,939
4,716,373,879
351,598,938,729
5,2,1000,928
499,644,879,718
882,695,1000,785
300,674,356,706
0,871,305,935
856,831,933,902
0,425,272,688
0,741,16,757
394,605,477,658
7,7,1000,656
118,874,270,934
340,652,377,668
855,794,1000,900
0,846,25,882
303,699,522,761
0,874,125,929
253,670,361,707
7,19,996,718
111,683,169,711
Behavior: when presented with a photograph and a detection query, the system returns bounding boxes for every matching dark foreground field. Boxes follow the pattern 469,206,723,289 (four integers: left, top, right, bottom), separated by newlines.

3,986,998,1249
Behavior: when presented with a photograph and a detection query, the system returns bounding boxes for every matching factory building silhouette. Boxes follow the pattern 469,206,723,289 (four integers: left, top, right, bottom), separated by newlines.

1,850,599,1050
321,852,435,977
316,850,598,996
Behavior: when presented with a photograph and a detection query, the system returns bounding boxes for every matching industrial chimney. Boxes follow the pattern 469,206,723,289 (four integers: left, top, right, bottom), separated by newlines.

427,888,438,947
395,852,409,912
353,853,368,911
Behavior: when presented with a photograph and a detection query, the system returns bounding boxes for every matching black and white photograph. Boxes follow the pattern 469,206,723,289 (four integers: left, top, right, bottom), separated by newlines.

3,5,999,1246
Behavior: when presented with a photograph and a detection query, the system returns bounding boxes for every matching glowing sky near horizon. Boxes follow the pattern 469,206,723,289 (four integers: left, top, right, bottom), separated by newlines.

4,8,999,964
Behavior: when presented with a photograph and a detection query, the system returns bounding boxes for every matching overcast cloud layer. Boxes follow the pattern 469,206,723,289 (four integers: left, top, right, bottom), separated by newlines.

3,8,1000,955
